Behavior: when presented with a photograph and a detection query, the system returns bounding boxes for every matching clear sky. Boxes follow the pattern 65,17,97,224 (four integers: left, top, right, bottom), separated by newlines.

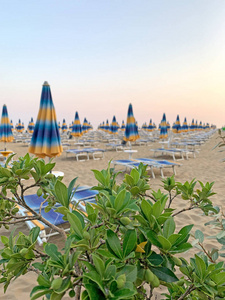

1,0,225,128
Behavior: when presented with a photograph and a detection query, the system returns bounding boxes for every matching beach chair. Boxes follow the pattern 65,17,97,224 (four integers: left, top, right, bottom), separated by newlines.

17,186,98,245
136,158,181,177
111,159,155,178
150,148,192,160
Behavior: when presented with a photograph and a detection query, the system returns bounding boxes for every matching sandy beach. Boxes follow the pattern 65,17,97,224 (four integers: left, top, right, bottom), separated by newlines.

0,131,224,299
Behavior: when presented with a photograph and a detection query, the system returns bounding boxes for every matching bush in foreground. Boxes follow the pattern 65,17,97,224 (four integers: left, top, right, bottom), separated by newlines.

0,154,224,299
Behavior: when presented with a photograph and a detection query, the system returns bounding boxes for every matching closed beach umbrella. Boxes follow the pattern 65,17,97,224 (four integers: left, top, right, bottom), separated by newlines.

190,119,195,131
198,121,203,131
110,115,118,134
172,115,181,133
61,119,67,132
28,117,35,134
0,104,14,149
147,119,154,132
124,103,140,142
167,121,170,131
71,112,82,137
10,120,14,132
121,120,125,131
82,118,89,134
142,122,147,130
159,113,168,139
17,119,23,133
181,117,189,132
104,119,110,133
29,81,62,158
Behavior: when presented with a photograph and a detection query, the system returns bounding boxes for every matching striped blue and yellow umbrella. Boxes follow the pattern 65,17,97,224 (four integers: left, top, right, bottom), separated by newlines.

121,120,125,131
10,120,14,132
172,115,181,133
28,117,35,134
181,117,189,132
61,119,67,132
124,103,140,142
159,113,168,139
104,119,110,133
29,81,62,158
82,118,89,134
142,122,147,130
71,112,82,137
190,119,195,131
198,121,203,131
16,119,24,133
110,116,118,134
0,105,14,148
147,119,154,132
167,121,170,131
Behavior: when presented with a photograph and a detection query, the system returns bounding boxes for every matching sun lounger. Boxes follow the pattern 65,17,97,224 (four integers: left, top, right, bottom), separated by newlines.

111,159,155,178
111,158,181,178
150,148,193,160
136,158,181,177
17,186,98,245
66,148,105,161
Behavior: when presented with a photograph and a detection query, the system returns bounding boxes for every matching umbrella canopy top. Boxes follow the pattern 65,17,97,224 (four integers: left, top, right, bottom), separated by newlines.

159,113,168,139
62,119,68,132
29,81,62,158
0,104,14,143
71,111,82,137
110,115,118,134
124,103,140,142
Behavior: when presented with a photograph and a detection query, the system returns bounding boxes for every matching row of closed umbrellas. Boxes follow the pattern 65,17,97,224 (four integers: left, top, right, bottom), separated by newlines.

0,82,141,158
0,81,214,158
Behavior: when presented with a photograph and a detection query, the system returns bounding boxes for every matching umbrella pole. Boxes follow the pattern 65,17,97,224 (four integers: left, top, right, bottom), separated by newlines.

4,142,6,151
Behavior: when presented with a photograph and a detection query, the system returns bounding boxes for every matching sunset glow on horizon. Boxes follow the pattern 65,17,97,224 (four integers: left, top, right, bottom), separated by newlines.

1,1,225,128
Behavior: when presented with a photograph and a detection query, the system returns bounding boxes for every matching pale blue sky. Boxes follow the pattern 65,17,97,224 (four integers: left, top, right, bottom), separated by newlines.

1,1,225,128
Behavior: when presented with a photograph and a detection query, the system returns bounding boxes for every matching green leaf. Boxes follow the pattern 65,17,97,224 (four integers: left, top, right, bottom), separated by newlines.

151,266,178,282
92,254,105,277
30,289,52,300
67,212,83,239
130,168,140,184
141,199,152,223
157,235,172,251
30,227,40,244
37,275,51,288
163,217,175,238
195,255,206,279
1,236,9,245
195,230,204,243
83,271,104,293
130,186,140,196
50,292,65,300
211,272,225,285
112,289,136,299
147,251,163,266
117,265,137,282
168,234,182,245
44,244,64,266
114,189,126,212
123,230,137,258
152,200,163,219
68,177,77,200
54,277,71,294
106,230,123,259
173,224,194,247
92,170,105,185
55,181,69,208
170,243,192,254
125,174,134,186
